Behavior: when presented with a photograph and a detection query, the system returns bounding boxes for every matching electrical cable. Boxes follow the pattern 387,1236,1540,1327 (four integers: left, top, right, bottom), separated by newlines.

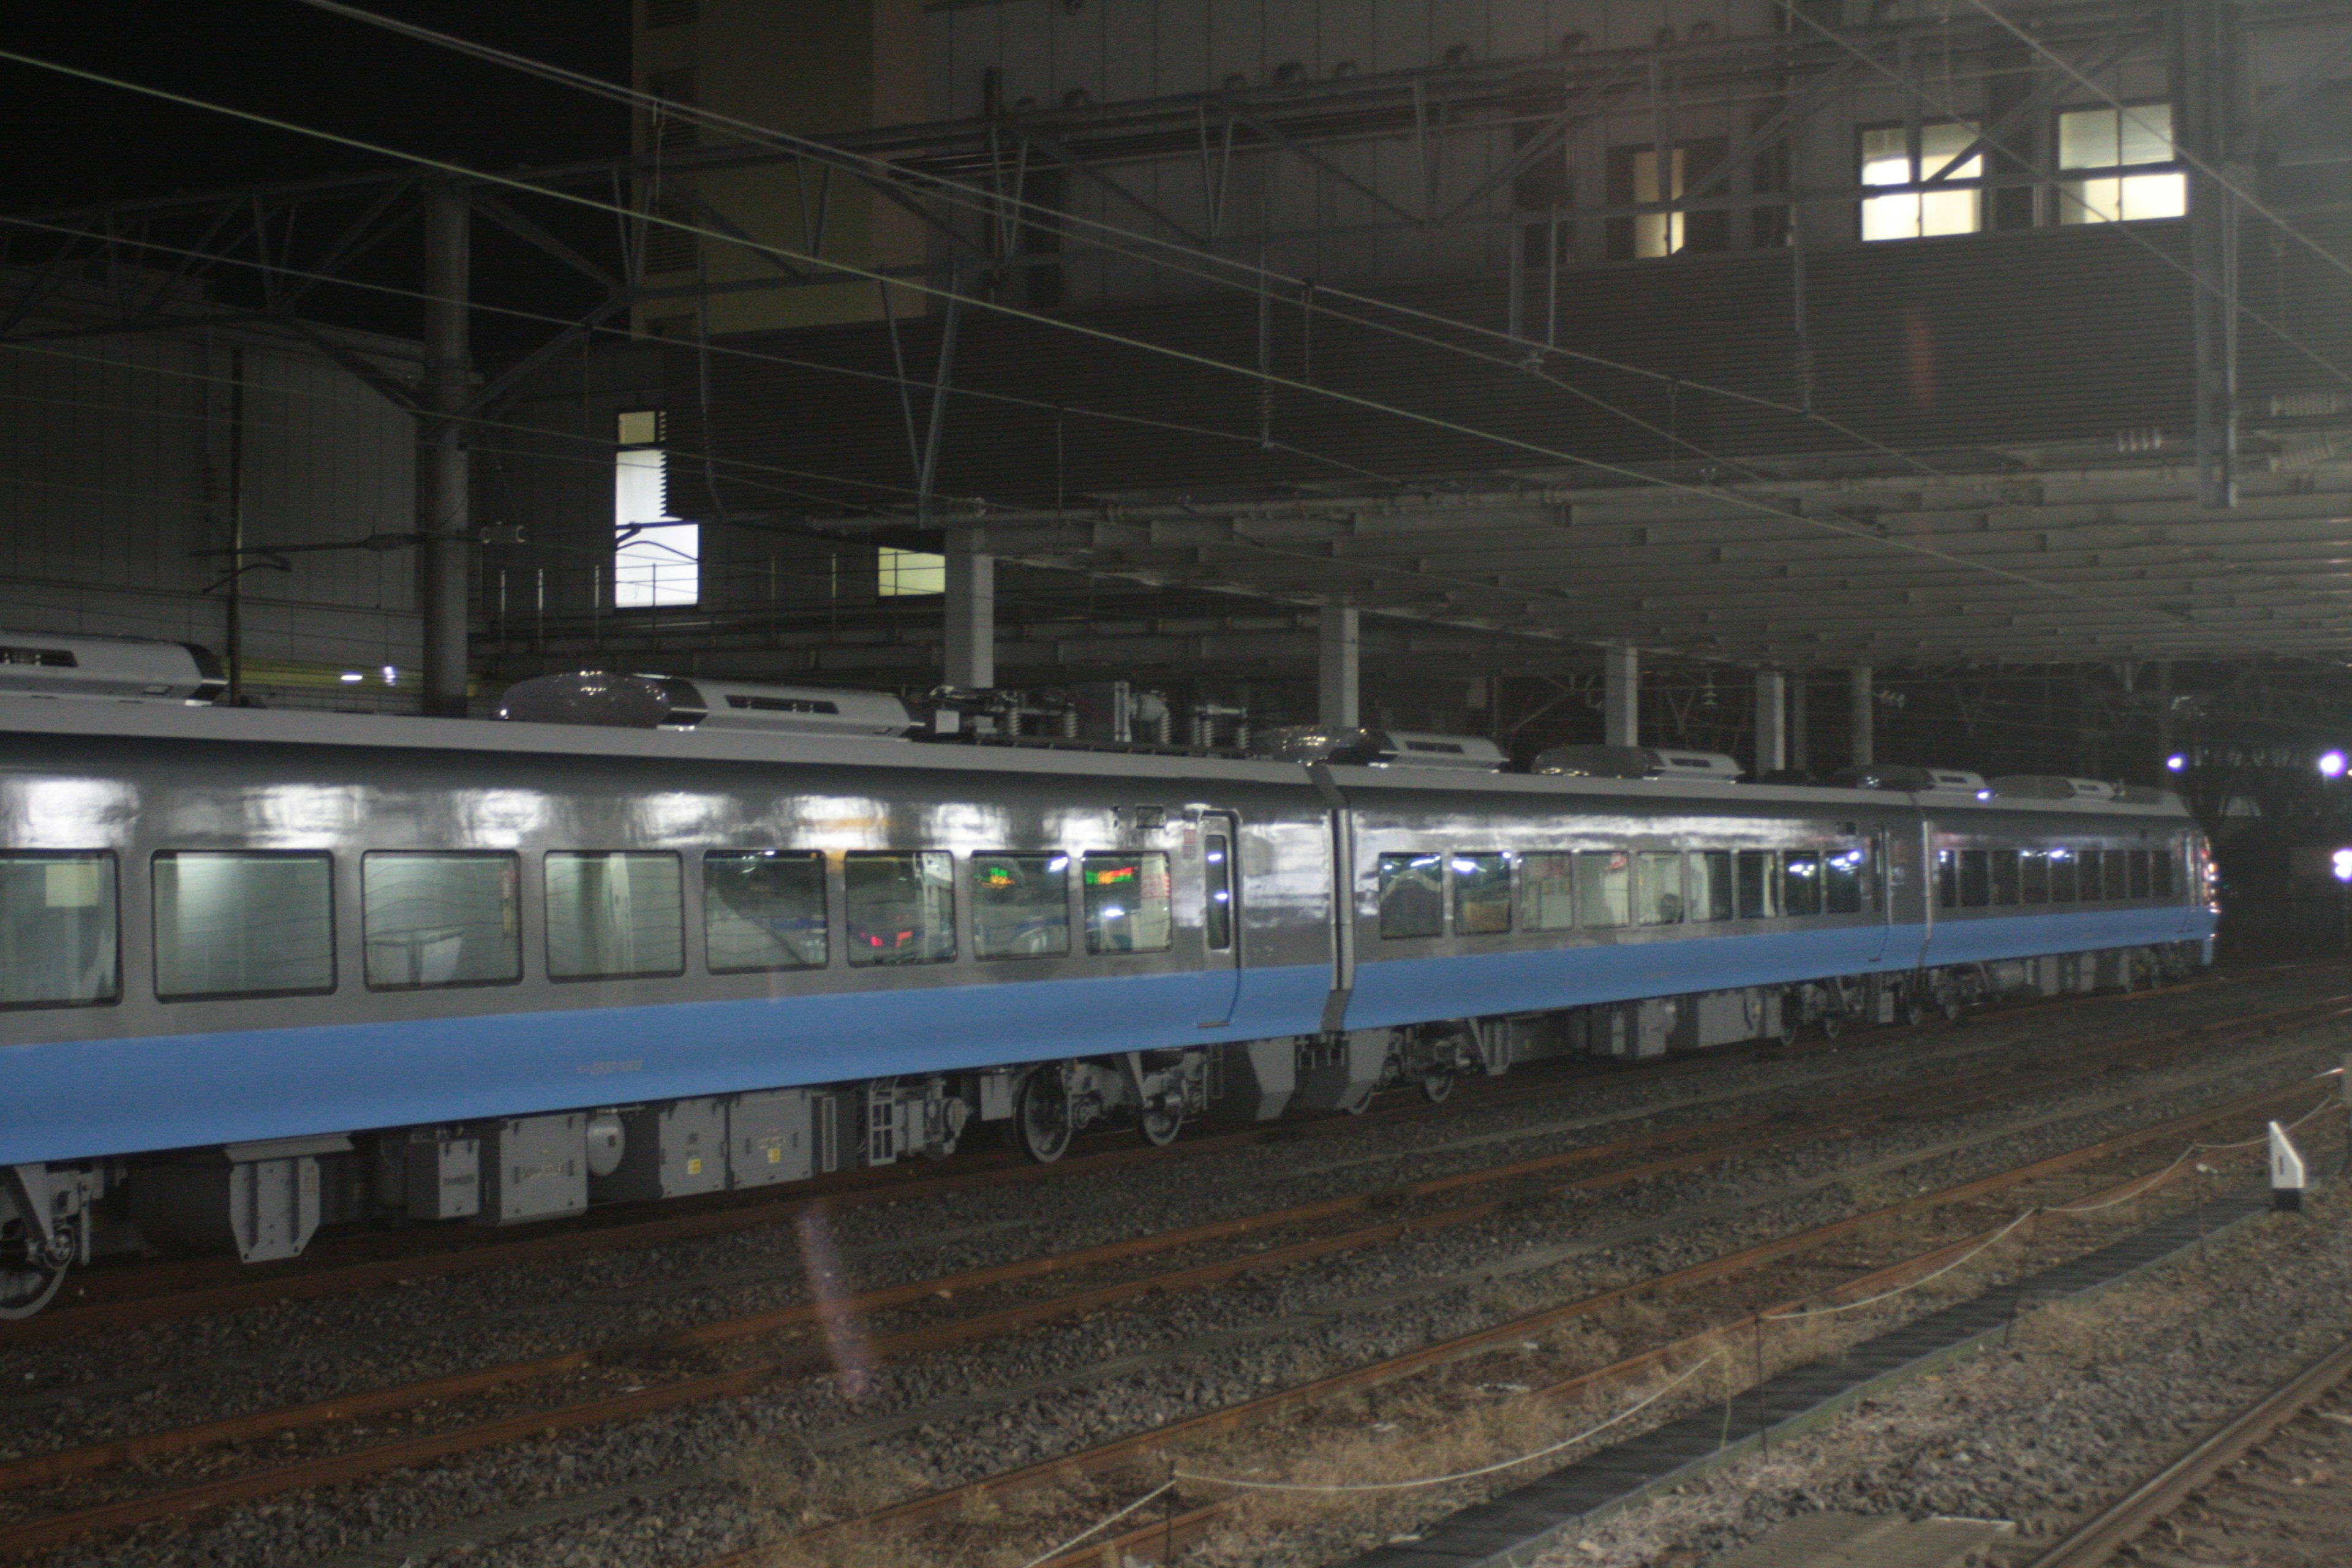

1964,0,2352,289
0,42,2267,653
282,0,1947,479
1778,2,2352,395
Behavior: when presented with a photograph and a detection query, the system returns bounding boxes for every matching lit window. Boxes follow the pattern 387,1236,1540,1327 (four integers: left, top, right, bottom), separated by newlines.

2058,104,2185,224
877,546,945,597
1860,123,1983,241
1633,147,1686,258
614,410,698,608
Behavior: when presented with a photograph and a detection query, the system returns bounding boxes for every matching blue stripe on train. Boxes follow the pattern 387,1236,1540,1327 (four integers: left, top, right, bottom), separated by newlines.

1,905,2211,1166
1342,906,2210,1030
1,964,1330,1166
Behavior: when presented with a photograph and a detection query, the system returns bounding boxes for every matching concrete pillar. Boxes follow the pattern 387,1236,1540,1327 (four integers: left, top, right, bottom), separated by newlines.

1790,672,1810,775
1604,644,1639,748
1317,605,1360,728
1849,664,1875,768
1754,669,1787,776
418,183,472,719
943,528,995,689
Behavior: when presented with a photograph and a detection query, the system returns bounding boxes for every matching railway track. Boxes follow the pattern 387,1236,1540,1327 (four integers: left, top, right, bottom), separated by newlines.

0,992,2336,1564
735,1084,2345,1568
8,963,2313,1347
2024,1330,2352,1568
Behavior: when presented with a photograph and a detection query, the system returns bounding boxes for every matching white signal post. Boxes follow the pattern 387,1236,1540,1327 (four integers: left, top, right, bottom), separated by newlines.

2269,1120,2307,1212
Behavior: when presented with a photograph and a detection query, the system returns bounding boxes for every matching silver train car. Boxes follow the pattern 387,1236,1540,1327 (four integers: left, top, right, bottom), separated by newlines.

0,641,2216,1316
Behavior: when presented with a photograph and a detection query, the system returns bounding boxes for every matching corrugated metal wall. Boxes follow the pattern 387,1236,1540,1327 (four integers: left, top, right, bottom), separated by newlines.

0,325,422,676
676,216,2345,516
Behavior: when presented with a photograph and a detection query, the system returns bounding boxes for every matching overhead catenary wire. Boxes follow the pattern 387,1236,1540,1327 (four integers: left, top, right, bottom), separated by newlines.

1962,0,2352,291
0,213,1403,499
0,42,2299,658
281,0,1948,482
1777,2,2352,397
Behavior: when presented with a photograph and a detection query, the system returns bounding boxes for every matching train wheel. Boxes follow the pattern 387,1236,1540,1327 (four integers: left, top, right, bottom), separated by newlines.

1014,1070,1074,1164
1817,1011,1842,1042
1773,999,1801,1049
1420,1069,1455,1104
1898,987,1925,1028
1138,1102,1182,1147
0,1225,65,1321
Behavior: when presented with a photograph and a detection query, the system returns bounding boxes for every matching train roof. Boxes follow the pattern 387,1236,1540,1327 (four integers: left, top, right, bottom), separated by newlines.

0,693,2192,820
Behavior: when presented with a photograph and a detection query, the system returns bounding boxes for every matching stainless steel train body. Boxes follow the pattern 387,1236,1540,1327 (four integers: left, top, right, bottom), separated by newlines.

0,693,2215,1310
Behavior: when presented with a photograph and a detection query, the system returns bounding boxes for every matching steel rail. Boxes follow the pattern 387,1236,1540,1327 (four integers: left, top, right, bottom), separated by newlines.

2023,1332,2352,1568
0,1021,2315,1556
1,985,2307,1503
752,1078,2331,1561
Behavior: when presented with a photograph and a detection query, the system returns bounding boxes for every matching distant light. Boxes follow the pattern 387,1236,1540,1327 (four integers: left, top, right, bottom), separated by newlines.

2165,753,2187,773
381,665,399,685
1975,788,1992,801
2332,848,2352,884
339,672,364,684
2323,751,2347,779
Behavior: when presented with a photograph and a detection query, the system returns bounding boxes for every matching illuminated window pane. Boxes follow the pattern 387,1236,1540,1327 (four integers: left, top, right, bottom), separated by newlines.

155,852,334,999
1450,853,1512,935
0,854,118,1007
614,439,699,608
970,851,1071,959
877,546,945,597
1632,147,1686,258
1520,852,1577,931
2059,104,2185,223
1576,850,1630,928
1377,852,1443,938
363,853,520,989
1083,852,1171,953
1861,123,1981,241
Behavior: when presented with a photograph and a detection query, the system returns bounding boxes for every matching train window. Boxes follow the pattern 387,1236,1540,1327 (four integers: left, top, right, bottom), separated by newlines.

1635,851,1685,925
1736,850,1778,919
1991,850,2021,905
1959,850,1990,907
2049,848,2078,904
154,851,334,1000
0,853,118,1008
1936,850,1958,909
1521,853,1577,931
1203,834,1234,951
844,851,956,967
1451,853,1513,935
2152,848,2175,900
1577,851,1631,928
1825,846,1866,914
545,853,684,979
1083,852,1172,953
2128,850,2152,900
2105,851,2130,901
1377,853,1444,938
2076,848,2103,899
1692,851,1734,921
2019,850,2050,906
704,851,827,972
363,853,521,990
1782,853,1823,916
971,853,1071,959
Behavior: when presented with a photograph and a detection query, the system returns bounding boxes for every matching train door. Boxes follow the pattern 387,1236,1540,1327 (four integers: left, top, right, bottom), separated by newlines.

1197,811,1243,1027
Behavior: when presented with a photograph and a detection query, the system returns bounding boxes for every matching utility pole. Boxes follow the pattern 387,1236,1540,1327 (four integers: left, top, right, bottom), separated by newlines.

418,183,472,717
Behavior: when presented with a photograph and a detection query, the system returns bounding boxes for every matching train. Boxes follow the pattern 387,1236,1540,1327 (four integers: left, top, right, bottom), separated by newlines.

0,635,2217,1316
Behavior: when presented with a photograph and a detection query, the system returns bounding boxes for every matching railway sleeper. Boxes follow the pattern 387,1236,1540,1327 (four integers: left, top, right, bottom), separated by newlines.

0,940,2209,1300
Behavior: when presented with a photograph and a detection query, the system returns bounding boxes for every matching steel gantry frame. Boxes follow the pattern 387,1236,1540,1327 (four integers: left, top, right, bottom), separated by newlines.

2,0,2348,707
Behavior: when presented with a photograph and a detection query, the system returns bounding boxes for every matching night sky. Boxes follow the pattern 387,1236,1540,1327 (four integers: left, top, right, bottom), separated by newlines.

0,1,632,345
